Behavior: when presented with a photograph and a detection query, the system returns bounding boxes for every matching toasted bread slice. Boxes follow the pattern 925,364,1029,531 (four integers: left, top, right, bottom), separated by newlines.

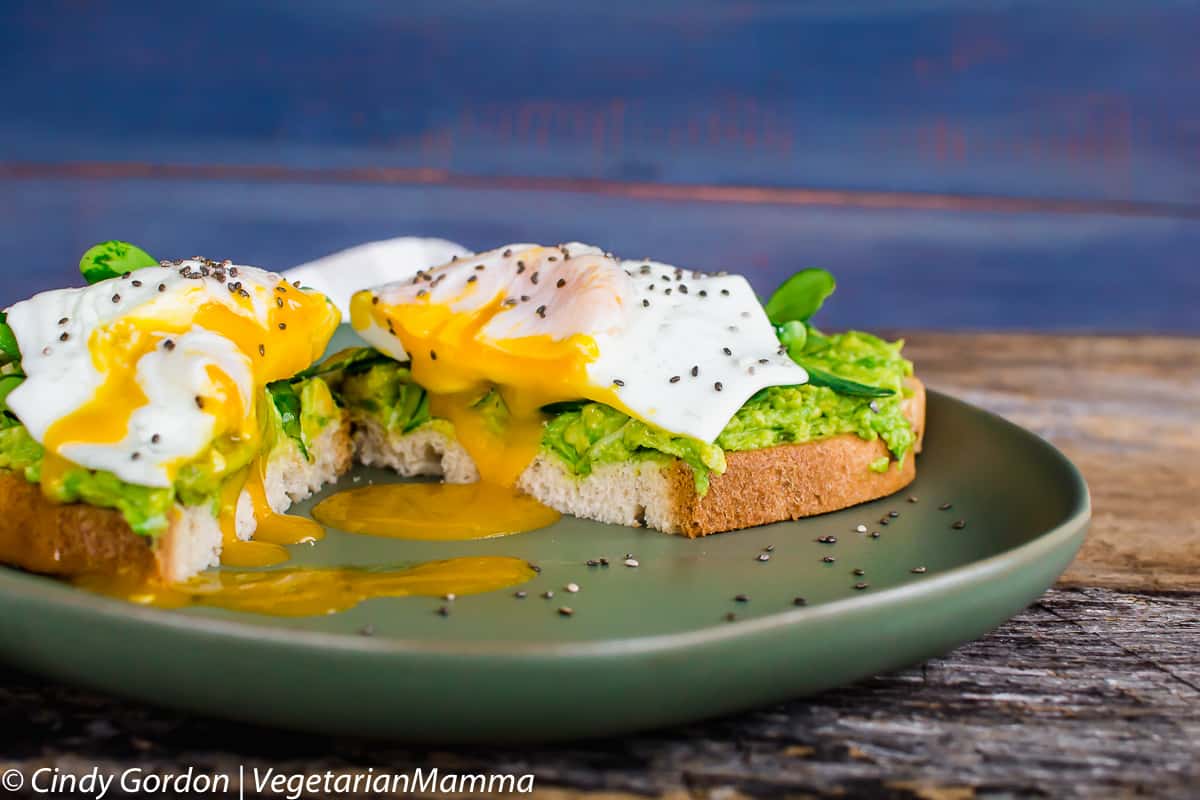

0,414,352,582
357,379,925,535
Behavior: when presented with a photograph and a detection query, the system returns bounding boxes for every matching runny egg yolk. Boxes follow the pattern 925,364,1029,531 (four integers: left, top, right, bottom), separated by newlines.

74,556,536,616
312,482,560,540
349,289,628,487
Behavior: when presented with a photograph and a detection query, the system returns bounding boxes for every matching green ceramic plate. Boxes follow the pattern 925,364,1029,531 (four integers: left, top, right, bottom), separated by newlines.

0,389,1088,742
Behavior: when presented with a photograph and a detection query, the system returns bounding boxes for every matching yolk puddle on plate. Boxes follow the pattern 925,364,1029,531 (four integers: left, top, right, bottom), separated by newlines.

74,556,536,616
311,481,560,541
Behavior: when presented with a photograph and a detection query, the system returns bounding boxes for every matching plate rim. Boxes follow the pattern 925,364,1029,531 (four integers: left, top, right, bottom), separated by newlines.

0,388,1090,659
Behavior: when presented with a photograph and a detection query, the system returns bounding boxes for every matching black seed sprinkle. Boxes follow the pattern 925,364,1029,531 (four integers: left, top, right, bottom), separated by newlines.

648,284,655,291
756,553,770,562
41,346,51,355
724,612,737,622
679,285,688,294
558,607,574,617
163,339,175,351
599,557,609,566
870,531,881,539
714,381,724,391
130,452,140,461
258,344,265,356
817,535,837,544
699,290,707,297
664,288,672,295
734,594,749,602
952,519,967,530
530,272,540,285
474,263,486,271
642,299,650,308
586,559,598,567
371,296,380,305
417,288,428,297
430,350,438,361
879,517,890,526
556,278,566,288
293,280,301,288
765,544,775,552
793,596,807,606
111,294,121,303
58,332,69,341
613,378,625,387
536,305,547,318
503,249,512,257
721,289,730,296
542,591,554,599
132,280,142,287
151,434,161,444
669,375,681,384
822,555,836,563
722,347,732,356
547,256,557,262
939,502,952,510
466,275,478,283
57,317,68,326
908,496,919,503
194,396,205,409
853,568,865,576
276,296,284,308
691,365,699,377
888,511,900,518
911,566,928,574
436,606,450,617
278,322,287,330
520,295,530,302
854,582,869,591
530,564,542,573
514,590,527,598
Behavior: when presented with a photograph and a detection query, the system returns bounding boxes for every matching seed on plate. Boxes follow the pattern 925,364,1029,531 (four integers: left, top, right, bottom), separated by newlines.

952,519,967,530
558,607,574,617
542,591,554,599
734,594,749,602
939,502,952,510
565,583,580,593
756,553,770,562
764,544,775,552
870,531,881,539
855,524,868,533
822,555,836,564
529,563,542,573
586,559,598,567
888,511,900,518
599,557,610,567
854,582,869,591
359,624,375,637
436,606,450,616
911,566,928,574
853,568,865,576
908,496,919,503
623,558,639,568
724,612,737,622
514,591,528,599
793,596,807,606
817,535,837,544
879,518,890,526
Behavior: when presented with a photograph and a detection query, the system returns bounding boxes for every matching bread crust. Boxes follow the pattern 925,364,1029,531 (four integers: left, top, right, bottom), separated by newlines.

0,472,154,577
664,378,926,536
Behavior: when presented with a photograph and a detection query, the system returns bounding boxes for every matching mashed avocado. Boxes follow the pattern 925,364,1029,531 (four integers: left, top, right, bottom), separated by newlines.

0,376,338,537
338,359,431,434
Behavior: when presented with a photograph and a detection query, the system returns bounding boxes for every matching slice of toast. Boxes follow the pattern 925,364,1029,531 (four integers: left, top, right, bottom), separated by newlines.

0,413,352,582
355,379,926,536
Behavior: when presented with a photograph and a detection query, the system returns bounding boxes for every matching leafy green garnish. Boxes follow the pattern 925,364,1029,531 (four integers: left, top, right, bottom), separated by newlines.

0,313,20,366
769,269,894,398
79,241,158,285
267,380,307,459
764,268,836,326
293,346,390,380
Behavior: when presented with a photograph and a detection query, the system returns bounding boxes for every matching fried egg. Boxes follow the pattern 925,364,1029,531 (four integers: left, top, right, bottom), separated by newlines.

5,259,340,487
349,243,807,484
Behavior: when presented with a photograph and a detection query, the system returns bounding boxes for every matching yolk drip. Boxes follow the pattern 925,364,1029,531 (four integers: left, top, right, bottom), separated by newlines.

349,287,629,487
44,279,339,487
74,556,536,616
311,481,560,540
243,460,325,546
215,467,289,568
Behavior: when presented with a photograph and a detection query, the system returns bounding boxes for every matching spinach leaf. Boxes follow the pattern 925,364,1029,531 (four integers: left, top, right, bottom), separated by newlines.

764,268,836,325
293,347,389,380
267,380,308,459
803,365,895,398
0,313,20,365
79,241,158,284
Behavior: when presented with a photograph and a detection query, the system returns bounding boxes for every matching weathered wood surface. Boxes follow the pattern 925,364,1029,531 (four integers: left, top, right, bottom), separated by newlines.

0,588,1195,799
0,333,1196,798
904,333,1200,592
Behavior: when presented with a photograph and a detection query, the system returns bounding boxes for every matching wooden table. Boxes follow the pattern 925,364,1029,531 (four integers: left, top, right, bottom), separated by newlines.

1,333,1196,798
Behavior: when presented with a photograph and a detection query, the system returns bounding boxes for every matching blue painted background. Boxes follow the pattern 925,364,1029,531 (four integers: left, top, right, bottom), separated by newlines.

1,1,1195,331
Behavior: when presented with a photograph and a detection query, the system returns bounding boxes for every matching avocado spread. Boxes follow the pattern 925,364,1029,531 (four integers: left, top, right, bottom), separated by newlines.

335,328,913,494
0,376,338,537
